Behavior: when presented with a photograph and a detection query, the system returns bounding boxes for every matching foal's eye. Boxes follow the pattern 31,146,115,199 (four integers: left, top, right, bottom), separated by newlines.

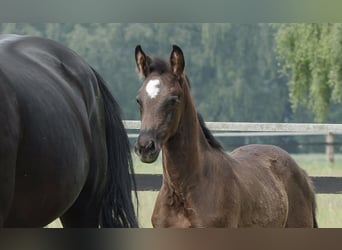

168,96,180,106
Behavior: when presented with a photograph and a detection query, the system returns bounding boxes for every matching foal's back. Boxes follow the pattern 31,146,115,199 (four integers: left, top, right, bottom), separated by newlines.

230,144,317,227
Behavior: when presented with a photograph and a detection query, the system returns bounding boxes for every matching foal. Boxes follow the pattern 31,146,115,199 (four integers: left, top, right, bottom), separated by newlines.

134,45,317,228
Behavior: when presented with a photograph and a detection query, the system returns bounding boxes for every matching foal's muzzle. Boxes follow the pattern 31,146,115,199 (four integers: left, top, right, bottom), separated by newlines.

134,133,160,163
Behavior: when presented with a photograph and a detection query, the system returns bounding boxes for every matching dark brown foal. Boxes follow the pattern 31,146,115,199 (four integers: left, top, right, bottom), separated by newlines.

134,45,317,228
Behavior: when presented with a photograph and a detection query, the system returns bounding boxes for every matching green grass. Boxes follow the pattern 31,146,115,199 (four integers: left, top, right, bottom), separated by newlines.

133,153,342,228
135,194,342,228
291,154,342,228
316,194,342,228
132,154,163,174
47,153,342,228
292,153,342,176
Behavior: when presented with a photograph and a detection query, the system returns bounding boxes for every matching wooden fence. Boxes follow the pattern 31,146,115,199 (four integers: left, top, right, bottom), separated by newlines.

133,174,342,194
124,120,342,194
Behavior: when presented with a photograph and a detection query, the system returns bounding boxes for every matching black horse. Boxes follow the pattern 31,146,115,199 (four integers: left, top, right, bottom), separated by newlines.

0,34,138,227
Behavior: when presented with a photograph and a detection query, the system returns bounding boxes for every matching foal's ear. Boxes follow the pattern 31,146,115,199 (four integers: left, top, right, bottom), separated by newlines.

170,45,185,76
135,45,151,78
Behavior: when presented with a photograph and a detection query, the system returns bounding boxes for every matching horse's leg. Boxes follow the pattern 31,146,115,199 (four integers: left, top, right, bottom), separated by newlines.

61,122,105,228
0,91,20,227
285,175,316,227
60,197,100,228
60,166,103,228
59,173,103,228
0,145,17,227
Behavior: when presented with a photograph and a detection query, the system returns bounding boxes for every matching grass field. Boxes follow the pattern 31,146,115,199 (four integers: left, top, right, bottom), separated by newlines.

48,153,342,228
134,153,342,228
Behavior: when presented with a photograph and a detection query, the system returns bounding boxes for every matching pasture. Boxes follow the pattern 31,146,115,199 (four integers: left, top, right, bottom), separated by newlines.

47,153,342,228
134,153,342,228
49,151,342,228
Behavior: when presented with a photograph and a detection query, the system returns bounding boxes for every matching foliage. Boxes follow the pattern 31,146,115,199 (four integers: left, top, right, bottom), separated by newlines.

197,24,289,123
275,23,342,122
3,23,342,152
0,23,291,122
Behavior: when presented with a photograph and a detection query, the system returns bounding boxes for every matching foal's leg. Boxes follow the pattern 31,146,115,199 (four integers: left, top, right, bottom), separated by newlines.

285,180,316,227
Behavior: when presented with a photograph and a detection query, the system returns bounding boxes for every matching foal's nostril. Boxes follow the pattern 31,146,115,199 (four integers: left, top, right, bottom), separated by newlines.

135,139,156,156
146,140,156,152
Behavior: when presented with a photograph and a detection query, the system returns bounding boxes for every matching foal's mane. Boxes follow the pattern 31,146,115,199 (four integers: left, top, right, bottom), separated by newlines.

197,113,224,151
149,57,224,151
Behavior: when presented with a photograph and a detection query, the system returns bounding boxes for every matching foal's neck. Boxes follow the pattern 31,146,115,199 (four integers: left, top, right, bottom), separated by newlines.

162,87,208,192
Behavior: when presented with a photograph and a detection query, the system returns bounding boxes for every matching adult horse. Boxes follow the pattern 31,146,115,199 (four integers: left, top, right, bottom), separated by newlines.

134,45,317,228
0,34,138,228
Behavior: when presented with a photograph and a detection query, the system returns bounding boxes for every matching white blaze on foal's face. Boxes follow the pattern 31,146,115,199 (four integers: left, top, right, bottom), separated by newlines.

146,79,161,99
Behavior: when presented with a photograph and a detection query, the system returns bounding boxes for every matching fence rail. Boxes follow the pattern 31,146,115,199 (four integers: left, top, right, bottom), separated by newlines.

134,174,342,194
125,120,342,193
123,120,342,133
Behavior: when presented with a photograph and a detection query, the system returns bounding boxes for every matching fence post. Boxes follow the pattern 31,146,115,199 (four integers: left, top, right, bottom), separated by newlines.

326,132,334,164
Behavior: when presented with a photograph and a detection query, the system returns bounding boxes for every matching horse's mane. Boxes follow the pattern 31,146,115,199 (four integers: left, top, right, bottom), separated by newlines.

197,113,224,151
149,57,223,151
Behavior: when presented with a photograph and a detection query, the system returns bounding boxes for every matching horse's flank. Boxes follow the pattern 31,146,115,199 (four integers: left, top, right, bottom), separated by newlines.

0,34,138,227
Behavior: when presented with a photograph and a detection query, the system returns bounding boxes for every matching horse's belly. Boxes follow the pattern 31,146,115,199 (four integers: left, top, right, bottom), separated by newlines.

239,185,288,227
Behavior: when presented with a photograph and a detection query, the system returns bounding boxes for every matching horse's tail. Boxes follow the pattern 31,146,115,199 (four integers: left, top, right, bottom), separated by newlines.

93,68,138,228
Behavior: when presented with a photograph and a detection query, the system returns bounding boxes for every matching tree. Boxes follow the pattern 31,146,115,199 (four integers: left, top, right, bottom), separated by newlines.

275,23,342,122
0,23,291,124
196,24,290,123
